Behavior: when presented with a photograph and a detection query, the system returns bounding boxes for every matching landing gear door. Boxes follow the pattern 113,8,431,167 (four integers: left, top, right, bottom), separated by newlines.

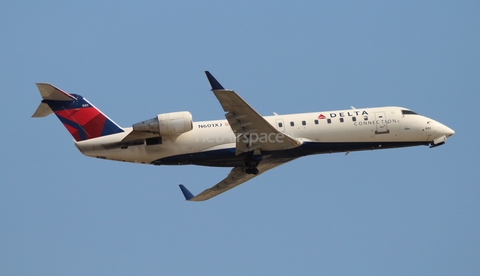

275,118,285,132
375,112,389,134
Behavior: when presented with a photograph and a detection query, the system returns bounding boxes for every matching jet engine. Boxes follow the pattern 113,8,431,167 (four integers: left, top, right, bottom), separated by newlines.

132,111,193,136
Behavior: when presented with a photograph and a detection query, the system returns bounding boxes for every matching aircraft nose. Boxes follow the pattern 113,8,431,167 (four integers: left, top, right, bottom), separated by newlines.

440,124,455,137
427,121,454,148
446,127,455,137
426,120,455,139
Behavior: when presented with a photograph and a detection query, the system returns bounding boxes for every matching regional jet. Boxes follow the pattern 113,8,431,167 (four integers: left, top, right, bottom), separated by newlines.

32,72,455,201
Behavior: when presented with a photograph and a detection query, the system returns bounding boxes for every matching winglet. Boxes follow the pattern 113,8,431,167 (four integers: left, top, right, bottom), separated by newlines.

205,71,225,90
179,184,195,201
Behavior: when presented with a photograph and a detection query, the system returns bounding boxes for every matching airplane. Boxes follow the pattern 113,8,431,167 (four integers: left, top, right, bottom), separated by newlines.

32,71,455,201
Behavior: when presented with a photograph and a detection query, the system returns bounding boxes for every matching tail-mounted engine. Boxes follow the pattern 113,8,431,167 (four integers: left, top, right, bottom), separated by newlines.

132,111,193,136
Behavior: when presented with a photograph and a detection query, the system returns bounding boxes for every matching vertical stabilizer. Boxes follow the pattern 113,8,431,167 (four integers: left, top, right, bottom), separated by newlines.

32,83,124,141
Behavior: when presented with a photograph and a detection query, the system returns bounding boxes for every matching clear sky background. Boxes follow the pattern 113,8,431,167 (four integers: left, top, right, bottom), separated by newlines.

1,1,479,275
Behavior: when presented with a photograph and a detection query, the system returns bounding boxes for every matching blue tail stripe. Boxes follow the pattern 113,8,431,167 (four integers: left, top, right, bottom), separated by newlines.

57,116,87,140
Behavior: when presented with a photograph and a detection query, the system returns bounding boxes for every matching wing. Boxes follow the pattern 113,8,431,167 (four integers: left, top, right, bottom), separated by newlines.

205,71,302,155
179,158,296,201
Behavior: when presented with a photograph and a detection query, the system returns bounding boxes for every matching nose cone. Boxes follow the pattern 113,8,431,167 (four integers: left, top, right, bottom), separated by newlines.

440,124,455,137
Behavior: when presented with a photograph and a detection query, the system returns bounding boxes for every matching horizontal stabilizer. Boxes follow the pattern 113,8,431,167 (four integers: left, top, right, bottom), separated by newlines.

36,83,77,101
32,102,53,117
32,83,77,118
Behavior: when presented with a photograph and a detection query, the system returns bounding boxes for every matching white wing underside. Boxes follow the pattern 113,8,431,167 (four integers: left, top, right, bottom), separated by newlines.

187,157,296,201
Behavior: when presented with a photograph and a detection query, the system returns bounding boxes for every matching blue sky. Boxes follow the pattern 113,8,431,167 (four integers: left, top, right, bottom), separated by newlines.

1,1,479,275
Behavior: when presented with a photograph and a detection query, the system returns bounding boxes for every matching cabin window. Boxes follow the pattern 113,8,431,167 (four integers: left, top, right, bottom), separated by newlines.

352,117,356,122
327,119,332,124
340,118,344,123
364,116,368,121
302,120,306,126
314,119,319,125
278,122,283,128
290,121,294,127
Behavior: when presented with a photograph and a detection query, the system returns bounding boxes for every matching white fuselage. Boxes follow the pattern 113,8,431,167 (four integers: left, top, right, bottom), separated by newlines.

75,106,454,166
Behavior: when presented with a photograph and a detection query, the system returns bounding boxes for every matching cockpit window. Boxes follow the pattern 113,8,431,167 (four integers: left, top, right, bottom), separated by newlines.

402,110,418,115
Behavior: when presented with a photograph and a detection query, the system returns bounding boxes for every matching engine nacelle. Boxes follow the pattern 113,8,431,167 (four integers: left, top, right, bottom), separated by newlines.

132,111,193,136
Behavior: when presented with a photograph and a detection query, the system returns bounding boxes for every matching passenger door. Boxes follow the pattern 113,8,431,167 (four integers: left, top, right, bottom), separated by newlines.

375,112,389,134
